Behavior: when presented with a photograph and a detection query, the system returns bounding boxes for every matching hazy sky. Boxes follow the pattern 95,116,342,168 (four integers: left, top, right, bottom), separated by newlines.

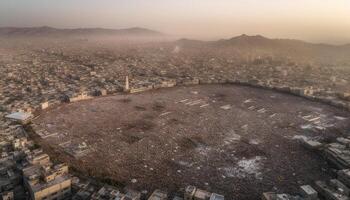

1,0,350,44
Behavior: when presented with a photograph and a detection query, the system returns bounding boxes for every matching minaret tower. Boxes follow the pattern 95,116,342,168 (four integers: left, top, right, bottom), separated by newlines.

124,76,130,92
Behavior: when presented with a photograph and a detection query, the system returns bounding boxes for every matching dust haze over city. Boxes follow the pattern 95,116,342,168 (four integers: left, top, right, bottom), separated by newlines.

1,1,350,200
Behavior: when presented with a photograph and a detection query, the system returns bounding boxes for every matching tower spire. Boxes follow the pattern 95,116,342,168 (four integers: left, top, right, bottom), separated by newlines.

124,75,130,92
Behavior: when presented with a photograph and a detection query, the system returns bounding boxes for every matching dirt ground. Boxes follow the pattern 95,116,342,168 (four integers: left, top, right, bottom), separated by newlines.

32,84,350,200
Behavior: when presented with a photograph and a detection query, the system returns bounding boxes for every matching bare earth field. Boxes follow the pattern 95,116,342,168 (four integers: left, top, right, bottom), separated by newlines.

32,84,350,200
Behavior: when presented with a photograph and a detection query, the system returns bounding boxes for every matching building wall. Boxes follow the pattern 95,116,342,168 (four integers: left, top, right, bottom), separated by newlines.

32,179,71,200
130,86,153,94
30,154,50,166
41,102,49,110
69,95,93,102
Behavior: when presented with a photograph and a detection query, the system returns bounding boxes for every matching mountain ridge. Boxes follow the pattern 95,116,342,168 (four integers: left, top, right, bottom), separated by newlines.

0,26,164,37
175,34,350,63
177,34,350,48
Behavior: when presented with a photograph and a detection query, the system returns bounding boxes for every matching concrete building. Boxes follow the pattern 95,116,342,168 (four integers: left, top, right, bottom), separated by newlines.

184,186,221,200
184,186,196,200
26,149,51,166
22,163,71,200
100,89,108,96
41,102,49,110
124,189,141,200
209,194,224,200
129,85,153,93
0,160,21,193
5,112,33,124
91,185,121,200
147,190,168,200
69,92,93,102
12,136,28,150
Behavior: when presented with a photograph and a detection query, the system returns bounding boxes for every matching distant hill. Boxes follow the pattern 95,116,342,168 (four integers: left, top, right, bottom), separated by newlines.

176,34,350,63
0,26,164,37
178,34,348,49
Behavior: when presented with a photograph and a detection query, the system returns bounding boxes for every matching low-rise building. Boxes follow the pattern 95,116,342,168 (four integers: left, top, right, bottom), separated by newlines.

209,193,224,200
0,160,21,193
41,102,49,110
5,112,33,124
91,185,120,200
148,190,168,200
12,136,29,150
69,92,93,102
124,188,141,200
184,186,223,200
26,149,51,166
22,163,71,200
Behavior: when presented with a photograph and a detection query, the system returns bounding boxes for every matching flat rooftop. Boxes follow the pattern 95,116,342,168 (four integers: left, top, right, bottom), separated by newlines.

5,112,32,121
23,165,70,192
32,84,350,199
